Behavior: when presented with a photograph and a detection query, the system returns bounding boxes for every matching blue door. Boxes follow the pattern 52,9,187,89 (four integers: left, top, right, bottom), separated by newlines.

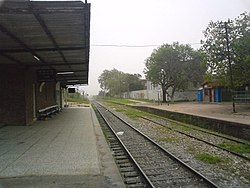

197,89,203,102
215,88,221,102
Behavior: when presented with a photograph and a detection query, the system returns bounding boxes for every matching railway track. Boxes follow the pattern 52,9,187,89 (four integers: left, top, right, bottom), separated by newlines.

103,100,250,161
93,103,153,188
107,101,250,146
93,102,219,188
141,116,250,161
139,115,250,146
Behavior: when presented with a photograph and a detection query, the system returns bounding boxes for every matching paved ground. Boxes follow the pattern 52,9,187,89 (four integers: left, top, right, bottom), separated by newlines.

135,101,250,125
0,107,125,188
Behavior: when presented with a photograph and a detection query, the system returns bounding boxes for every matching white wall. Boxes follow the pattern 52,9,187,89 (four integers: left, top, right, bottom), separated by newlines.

122,80,197,101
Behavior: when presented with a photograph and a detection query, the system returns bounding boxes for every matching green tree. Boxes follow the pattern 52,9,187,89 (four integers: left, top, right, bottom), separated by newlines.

98,69,125,97
124,73,144,92
144,42,204,102
232,12,250,86
201,12,250,88
98,69,144,97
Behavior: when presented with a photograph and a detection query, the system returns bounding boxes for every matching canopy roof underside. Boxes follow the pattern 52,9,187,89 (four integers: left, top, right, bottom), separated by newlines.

0,0,91,86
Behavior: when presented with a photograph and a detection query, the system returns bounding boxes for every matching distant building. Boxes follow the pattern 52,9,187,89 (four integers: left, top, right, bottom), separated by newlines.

201,82,231,103
122,80,198,101
199,81,250,103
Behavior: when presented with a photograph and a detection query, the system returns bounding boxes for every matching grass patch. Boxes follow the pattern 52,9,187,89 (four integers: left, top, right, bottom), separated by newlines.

180,126,192,131
169,123,192,131
124,108,153,120
105,98,157,104
218,142,250,154
130,99,155,103
186,146,195,153
245,174,250,182
105,98,138,105
159,137,179,142
121,108,139,119
104,101,155,120
67,98,89,104
195,153,224,164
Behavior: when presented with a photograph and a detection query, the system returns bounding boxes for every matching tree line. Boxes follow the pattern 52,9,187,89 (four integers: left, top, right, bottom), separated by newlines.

98,69,145,97
98,12,249,101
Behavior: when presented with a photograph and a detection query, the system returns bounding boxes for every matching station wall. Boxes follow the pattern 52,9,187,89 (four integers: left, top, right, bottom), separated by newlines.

24,68,37,125
0,65,58,126
36,82,57,110
0,65,26,125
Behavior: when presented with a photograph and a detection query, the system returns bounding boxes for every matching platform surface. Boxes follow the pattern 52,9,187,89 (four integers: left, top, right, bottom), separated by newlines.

134,101,250,125
0,107,124,188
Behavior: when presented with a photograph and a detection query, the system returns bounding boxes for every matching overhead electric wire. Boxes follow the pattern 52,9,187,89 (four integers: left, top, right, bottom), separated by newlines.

91,44,160,47
91,42,201,48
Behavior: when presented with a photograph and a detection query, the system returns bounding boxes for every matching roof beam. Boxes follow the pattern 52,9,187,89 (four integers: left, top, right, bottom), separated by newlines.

28,1,72,71
0,52,24,65
28,1,89,83
56,78,88,82
28,2,83,83
57,70,88,73
0,24,52,67
0,46,87,53
29,62,88,67
0,7,89,15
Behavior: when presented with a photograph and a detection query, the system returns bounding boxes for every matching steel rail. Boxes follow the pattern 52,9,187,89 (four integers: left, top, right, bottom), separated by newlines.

141,116,250,161
96,102,220,188
93,102,155,188
141,115,250,146
106,101,250,146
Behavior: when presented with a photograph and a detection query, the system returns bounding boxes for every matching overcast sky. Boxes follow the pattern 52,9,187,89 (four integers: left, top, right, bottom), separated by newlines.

80,0,249,96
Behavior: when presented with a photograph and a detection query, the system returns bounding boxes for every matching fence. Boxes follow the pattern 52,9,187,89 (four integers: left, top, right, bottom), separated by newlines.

233,90,250,103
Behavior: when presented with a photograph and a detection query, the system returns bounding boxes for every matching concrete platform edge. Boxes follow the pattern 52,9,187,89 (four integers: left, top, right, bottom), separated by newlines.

133,105,250,141
90,106,125,188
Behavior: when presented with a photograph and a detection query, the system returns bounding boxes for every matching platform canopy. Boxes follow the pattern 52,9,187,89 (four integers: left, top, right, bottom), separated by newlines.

0,0,90,86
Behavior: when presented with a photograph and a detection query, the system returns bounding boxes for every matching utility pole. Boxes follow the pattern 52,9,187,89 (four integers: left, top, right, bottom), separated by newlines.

224,20,236,113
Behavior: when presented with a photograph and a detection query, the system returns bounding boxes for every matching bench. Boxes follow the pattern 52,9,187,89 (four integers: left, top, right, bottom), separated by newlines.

37,105,60,120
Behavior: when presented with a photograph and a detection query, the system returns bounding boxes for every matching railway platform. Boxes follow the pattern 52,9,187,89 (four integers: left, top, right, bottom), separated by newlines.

0,107,125,188
135,101,250,125
132,101,250,141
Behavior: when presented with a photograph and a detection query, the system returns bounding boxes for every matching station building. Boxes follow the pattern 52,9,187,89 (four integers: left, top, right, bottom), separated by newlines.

0,0,90,126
